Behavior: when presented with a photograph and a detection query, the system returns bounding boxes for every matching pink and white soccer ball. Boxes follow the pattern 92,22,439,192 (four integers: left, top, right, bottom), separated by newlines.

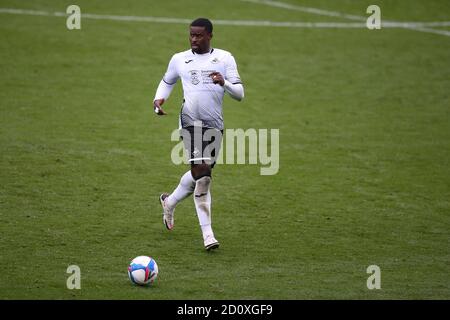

127,256,158,285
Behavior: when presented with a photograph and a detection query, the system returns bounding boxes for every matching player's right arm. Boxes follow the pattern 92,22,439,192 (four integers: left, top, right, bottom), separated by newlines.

153,55,180,115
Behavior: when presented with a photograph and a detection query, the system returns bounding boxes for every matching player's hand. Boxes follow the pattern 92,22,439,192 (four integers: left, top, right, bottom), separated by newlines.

209,72,225,86
153,99,167,115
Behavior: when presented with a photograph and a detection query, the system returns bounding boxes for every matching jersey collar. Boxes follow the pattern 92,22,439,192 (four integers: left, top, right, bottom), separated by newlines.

191,48,214,55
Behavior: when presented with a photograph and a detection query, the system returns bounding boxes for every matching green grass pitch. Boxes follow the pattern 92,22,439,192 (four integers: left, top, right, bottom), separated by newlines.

0,0,449,299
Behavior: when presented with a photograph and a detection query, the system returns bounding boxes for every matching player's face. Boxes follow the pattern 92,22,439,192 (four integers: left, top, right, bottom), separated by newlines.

190,26,212,54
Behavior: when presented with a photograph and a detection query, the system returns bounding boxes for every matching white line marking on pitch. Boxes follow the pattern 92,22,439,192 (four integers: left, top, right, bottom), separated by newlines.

0,7,449,35
239,0,450,37
240,0,366,21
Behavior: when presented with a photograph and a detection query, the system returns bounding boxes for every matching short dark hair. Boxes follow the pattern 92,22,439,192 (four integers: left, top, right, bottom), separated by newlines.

190,18,213,33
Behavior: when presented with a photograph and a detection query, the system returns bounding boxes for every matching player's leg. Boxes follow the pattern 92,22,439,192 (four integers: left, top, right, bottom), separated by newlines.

191,127,222,250
191,163,219,250
160,127,198,230
160,170,195,230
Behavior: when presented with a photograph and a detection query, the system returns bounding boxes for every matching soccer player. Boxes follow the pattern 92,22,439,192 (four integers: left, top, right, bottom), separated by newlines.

153,18,244,250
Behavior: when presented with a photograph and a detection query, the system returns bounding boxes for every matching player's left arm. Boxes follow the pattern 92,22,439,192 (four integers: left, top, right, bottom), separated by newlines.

210,54,244,101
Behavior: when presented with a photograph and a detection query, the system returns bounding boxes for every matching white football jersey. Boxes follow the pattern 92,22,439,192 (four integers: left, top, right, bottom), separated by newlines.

162,48,242,130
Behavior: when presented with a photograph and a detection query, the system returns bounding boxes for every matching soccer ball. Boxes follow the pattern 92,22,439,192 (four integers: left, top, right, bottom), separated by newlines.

128,256,158,285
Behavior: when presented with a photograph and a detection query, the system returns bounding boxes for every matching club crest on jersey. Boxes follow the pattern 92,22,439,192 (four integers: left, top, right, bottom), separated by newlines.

211,58,219,64
189,70,200,85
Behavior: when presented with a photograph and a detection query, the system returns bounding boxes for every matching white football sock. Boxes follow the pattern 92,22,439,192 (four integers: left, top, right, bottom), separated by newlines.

166,170,195,208
200,192,213,240
193,176,214,240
